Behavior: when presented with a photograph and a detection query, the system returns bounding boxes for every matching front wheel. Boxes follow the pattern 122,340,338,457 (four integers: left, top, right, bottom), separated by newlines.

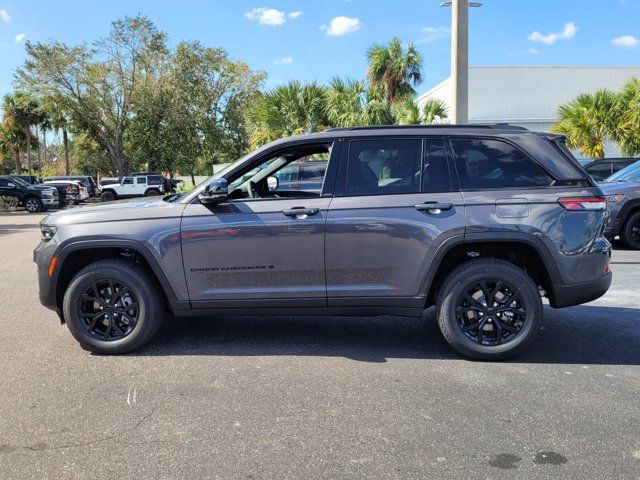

436,258,543,360
620,211,640,250
63,259,164,354
24,197,43,213
100,191,116,202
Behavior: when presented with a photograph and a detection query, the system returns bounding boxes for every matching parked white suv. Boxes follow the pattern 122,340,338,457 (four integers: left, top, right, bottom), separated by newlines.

100,175,164,201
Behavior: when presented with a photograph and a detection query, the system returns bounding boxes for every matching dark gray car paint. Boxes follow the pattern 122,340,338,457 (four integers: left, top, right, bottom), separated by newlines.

35,126,612,319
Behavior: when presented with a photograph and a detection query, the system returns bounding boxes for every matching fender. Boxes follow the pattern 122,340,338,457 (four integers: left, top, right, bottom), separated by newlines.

419,231,563,300
618,198,640,227
53,238,189,311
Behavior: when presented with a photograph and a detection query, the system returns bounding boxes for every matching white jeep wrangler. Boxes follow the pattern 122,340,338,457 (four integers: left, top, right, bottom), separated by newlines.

100,175,164,201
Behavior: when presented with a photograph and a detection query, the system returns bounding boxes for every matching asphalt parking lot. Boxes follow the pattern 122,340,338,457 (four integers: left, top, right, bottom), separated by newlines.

0,212,638,479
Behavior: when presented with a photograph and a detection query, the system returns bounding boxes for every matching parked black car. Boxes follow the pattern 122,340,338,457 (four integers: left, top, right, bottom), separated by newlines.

0,176,59,212
44,176,99,197
582,158,637,181
14,175,43,185
9,176,68,208
39,180,82,206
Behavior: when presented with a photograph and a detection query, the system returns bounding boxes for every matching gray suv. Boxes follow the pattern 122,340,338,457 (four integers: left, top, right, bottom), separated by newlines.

34,125,612,359
599,161,640,249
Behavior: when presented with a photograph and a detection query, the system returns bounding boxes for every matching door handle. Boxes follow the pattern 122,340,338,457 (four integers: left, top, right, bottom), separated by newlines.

414,202,454,214
282,207,320,218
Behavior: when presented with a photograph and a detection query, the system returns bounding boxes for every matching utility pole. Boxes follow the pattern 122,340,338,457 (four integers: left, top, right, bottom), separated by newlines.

440,1,482,124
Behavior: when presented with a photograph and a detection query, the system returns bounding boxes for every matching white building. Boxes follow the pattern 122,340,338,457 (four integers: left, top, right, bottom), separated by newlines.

416,66,640,157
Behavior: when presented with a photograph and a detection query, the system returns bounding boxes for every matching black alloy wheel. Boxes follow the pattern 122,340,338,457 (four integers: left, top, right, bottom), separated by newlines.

456,280,526,346
78,280,139,340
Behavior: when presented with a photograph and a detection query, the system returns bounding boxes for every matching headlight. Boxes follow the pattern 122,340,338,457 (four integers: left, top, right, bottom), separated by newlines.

607,194,625,203
41,225,58,241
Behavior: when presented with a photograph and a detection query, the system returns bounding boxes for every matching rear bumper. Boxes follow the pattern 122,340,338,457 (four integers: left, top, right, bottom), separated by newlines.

550,271,612,308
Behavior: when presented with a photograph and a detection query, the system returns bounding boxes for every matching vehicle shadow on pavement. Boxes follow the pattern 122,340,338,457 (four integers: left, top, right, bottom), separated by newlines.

134,304,640,365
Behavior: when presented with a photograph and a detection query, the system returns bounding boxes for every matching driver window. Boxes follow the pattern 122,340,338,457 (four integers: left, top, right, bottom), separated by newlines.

227,144,332,200
122,178,134,185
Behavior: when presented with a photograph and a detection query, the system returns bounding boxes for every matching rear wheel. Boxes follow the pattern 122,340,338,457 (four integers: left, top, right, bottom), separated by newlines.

63,259,164,354
100,190,116,202
436,258,543,360
144,189,160,196
24,196,43,213
620,211,640,250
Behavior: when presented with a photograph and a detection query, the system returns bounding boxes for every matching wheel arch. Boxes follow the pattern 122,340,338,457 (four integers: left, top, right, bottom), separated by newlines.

421,233,562,308
54,239,186,315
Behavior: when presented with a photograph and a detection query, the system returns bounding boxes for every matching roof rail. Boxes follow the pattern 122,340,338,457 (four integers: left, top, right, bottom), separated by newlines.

325,123,529,132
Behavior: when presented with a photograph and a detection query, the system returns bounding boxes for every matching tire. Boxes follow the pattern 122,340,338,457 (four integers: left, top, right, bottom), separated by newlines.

101,191,116,202
620,211,640,250
144,189,160,196
62,259,164,354
436,258,543,360
24,196,43,213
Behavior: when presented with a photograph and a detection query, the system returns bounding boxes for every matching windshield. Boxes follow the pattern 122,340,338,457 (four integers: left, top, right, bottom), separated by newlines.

10,177,30,187
606,160,640,182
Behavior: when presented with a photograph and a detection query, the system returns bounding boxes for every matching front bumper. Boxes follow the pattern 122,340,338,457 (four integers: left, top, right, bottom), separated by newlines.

551,271,612,308
33,237,60,312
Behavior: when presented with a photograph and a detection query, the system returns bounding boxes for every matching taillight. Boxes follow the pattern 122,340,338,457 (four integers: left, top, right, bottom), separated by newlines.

558,196,606,211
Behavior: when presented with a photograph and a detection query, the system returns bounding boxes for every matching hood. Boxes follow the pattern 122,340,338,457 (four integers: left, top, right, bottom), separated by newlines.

598,181,640,195
43,196,185,226
29,185,56,192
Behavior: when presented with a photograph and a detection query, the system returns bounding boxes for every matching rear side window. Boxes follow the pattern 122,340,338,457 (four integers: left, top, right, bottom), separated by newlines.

148,176,163,185
346,139,422,195
451,138,552,189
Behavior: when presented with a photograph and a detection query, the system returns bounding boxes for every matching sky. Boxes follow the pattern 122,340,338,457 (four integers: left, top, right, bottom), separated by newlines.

1,0,640,100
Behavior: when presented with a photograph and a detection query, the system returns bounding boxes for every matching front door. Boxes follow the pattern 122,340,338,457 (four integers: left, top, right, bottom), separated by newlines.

181,141,337,307
325,137,466,303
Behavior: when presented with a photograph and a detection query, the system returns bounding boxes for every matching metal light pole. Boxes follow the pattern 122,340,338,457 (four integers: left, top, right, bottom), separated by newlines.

440,1,482,124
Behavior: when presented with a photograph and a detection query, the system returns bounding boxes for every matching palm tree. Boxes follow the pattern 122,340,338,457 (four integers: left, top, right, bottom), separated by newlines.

421,98,449,124
393,97,448,125
366,37,423,104
612,77,640,157
552,89,618,159
41,96,72,174
325,77,395,127
2,92,39,174
246,81,329,148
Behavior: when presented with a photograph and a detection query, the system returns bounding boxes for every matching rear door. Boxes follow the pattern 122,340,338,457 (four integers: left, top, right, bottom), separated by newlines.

325,136,465,304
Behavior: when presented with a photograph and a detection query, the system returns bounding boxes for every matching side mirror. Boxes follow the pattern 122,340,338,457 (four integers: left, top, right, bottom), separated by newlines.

198,178,228,205
267,176,279,192
7,183,16,188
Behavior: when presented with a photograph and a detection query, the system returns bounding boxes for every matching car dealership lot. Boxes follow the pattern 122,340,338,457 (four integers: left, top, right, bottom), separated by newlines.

0,213,639,479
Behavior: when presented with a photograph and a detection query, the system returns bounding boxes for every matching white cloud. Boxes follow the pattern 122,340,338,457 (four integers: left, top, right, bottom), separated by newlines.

417,26,450,43
528,47,539,55
611,35,640,48
320,16,361,36
15,33,25,42
274,56,293,64
245,7,286,26
0,9,10,23
288,11,303,19
528,22,577,45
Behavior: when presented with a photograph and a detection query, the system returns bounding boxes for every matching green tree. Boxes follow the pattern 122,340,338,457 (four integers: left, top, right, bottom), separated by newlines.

366,37,423,104
18,15,168,177
246,80,329,148
325,77,395,127
552,89,618,159
613,78,640,157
